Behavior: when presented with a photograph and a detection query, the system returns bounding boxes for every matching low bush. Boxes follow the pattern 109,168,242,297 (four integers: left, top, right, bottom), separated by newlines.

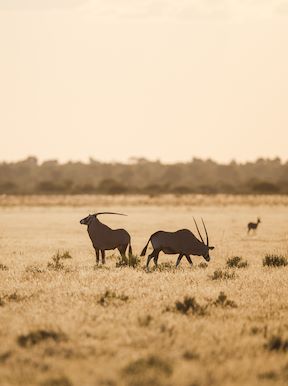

98,290,129,306
226,256,248,268
116,254,140,268
263,254,288,267
210,269,236,280
47,250,72,270
265,335,288,352
213,291,237,308
175,297,207,316
17,329,66,348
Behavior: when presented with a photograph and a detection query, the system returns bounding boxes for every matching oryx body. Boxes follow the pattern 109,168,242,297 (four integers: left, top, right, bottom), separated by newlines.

140,219,214,268
80,212,132,264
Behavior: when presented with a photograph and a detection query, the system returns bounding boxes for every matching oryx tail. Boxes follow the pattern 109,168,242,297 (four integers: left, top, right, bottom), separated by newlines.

140,236,152,256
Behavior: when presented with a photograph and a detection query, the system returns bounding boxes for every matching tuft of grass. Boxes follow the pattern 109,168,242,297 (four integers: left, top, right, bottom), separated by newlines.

98,290,129,307
175,296,207,316
138,315,153,327
213,291,238,308
41,377,73,386
122,355,173,385
0,351,12,363
198,262,208,269
116,254,141,269
17,329,66,348
60,250,73,259
0,292,28,307
182,350,200,360
0,263,8,271
47,251,72,270
226,256,248,268
210,269,236,280
265,335,288,352
263,254,288,267
25,265,44,273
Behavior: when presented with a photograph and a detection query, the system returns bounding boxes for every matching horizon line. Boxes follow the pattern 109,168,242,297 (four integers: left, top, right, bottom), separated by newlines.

0,155,287,166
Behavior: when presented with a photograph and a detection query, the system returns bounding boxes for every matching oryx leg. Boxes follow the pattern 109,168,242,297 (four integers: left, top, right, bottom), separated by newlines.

176,253,184,267
101,250,106,265
146,249,159,269
153,250,161,267
95,249,100,265
185,254,193,266
118,244,128,259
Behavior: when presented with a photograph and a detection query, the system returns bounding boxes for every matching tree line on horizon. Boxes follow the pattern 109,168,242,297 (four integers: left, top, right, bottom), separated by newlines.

0,156,287,195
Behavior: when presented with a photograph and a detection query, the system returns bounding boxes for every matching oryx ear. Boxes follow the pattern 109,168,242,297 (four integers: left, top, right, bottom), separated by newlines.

209,246,215,250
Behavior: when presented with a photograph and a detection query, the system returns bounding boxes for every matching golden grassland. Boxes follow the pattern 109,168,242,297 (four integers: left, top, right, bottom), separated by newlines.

0,195,288,386
1,193,288,207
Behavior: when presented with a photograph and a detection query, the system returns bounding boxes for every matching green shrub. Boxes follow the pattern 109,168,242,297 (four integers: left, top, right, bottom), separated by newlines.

116,255,140,268
226,256,248,268
98,290,129,306
47,250,72,270
17,329,66,348
175,297,207,316
213,291,237,308
263,254,288,267
210,269,236,280
265,335,288,352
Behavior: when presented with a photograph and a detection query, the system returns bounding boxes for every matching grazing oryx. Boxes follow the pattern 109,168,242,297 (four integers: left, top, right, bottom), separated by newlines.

80,212,132,264
247,218,261,234
140,218,214,268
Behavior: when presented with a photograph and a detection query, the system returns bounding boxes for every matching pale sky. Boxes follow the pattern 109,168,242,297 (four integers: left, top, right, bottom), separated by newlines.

0,0,288,164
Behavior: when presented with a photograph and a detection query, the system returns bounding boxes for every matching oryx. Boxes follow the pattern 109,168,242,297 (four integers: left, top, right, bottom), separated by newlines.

80,212,132,264
140,218,214,268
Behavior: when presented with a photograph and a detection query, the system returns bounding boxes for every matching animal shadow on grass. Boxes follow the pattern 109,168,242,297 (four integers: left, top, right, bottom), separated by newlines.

122,355,173,386
17,330,67,348
263,254,288,267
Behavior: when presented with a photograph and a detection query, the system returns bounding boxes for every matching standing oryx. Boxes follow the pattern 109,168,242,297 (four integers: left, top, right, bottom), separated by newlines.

140,218,214,268
80,212,132,264
247,218,261,234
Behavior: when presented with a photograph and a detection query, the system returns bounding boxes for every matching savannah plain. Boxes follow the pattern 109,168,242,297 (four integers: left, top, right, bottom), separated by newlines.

0,194,288,386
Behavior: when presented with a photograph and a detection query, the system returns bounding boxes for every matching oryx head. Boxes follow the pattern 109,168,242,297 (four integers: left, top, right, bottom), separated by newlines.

80,214,95,225
193,218,214,262
80,212,127,225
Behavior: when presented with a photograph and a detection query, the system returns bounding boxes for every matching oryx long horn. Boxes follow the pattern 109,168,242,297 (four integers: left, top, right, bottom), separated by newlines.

94,212,127,217
193,217,204,244
201,218,209,246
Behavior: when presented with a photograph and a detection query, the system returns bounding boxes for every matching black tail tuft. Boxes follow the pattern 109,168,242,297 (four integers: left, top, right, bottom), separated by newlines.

129,244,133,258
140,237,151,256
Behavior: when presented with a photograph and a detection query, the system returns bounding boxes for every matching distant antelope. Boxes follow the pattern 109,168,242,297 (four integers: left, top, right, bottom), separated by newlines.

140,218,214,268
80,212,132,264
247,218,261,234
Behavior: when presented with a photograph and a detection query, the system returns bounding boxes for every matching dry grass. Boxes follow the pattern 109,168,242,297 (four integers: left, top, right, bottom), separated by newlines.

0,196,288,386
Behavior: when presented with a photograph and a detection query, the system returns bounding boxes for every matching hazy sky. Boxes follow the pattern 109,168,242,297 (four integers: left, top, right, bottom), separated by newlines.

0,0,288,163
